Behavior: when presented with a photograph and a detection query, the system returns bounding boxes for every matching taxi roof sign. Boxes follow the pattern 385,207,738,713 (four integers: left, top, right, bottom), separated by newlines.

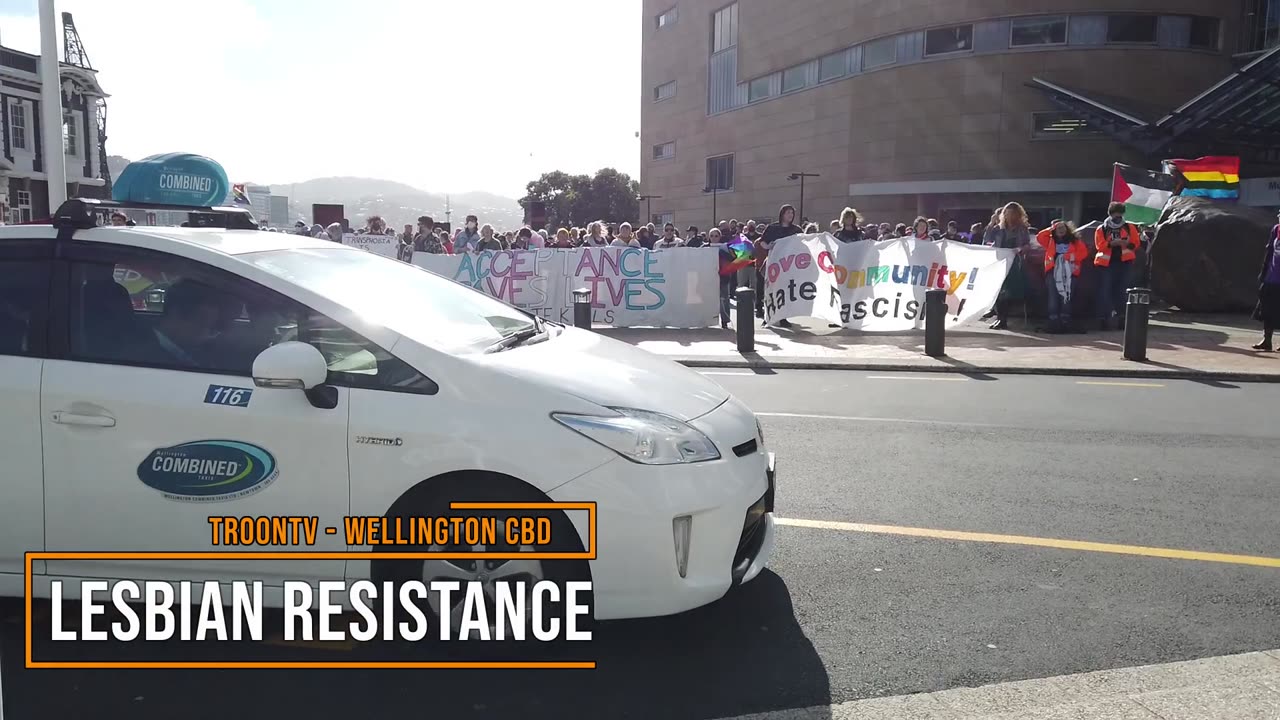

111,152,231,208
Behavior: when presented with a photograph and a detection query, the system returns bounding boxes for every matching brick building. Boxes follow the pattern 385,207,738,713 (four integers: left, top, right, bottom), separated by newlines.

640,1,1276,231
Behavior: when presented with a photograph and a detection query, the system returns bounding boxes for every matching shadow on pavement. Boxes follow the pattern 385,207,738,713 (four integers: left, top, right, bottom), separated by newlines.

2,572,830,720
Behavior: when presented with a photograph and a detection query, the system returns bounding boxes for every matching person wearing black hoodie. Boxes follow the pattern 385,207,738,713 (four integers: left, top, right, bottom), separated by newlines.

757,204,804,327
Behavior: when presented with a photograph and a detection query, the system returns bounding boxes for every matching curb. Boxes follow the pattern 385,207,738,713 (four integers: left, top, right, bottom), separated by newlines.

672,356,1280,383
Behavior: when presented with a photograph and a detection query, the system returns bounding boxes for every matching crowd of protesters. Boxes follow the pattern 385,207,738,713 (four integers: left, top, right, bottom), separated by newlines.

279,199,1208,338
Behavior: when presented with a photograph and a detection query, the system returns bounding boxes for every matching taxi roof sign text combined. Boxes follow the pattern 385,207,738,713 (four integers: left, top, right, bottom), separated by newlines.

112,153,231,209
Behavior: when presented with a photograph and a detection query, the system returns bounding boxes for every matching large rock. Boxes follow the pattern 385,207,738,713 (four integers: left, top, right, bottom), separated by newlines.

1150,196,1275,313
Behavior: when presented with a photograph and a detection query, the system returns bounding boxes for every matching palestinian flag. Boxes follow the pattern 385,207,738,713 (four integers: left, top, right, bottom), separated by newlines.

1111,163,1175,225
1162,156,1240,200
231,183,252,206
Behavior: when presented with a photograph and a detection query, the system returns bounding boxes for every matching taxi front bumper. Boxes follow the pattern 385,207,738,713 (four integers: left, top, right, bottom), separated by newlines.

549,437,777,621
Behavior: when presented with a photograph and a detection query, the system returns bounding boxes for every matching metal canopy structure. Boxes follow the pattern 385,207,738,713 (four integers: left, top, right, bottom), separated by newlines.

1029,45,1280,172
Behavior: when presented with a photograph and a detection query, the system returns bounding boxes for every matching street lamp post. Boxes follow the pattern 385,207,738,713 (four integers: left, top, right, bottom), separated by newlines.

637,194,662,225
39,0,67,212
702,186,719,230
787,172,821,226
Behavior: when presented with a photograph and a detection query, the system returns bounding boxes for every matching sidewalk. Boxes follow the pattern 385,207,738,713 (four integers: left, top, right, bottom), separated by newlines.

600,313,1280,382
716,649,1280,720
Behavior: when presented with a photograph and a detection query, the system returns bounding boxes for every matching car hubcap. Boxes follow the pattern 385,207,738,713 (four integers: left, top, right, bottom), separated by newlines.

422,541,544,639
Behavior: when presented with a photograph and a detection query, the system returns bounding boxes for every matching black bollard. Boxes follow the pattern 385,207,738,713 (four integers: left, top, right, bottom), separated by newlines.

572,288,593,330
735,287,755,353
1123,287,1150,361
924,288,947,357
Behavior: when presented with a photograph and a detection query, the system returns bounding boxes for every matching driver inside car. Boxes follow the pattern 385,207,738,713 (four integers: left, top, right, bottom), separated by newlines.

149,280,240,370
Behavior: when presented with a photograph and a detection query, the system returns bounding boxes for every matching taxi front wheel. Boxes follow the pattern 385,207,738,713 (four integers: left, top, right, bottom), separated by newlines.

370,473,593,644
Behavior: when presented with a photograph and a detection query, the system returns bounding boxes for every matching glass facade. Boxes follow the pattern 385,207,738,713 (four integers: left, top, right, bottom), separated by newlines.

1243,0,1280,52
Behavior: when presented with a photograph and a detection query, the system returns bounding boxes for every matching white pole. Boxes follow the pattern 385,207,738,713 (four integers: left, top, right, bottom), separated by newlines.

38,0,67,213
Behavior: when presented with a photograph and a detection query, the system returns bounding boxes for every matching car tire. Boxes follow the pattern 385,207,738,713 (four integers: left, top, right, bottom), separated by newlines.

370,473,593,649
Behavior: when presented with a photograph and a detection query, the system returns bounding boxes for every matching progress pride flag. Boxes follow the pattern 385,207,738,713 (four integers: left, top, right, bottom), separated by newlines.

762,233,1014,331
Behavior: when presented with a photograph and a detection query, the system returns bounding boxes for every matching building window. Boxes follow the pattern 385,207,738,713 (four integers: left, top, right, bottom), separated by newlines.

655,6,678,29
862,36,897,69
8,101,26,151
13,189,32,224
706,154,734,191
712,3,738,53
653,80,676,102
818,51,847,81
1189,16,1220,49
781,66,807,93
924,25,974,56
1011,16,1068,46
1107,15,1158,44
652,141,676,160
63,117,78,156
653,212,673,227
1242,0,1280,53
1031,112,1106,140
748,76,772,102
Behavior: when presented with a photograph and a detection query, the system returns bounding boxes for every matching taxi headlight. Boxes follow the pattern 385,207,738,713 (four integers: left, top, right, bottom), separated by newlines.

552,407,721,465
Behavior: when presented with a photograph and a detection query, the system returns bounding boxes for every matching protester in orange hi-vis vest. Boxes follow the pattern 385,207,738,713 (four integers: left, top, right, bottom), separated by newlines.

1037,220,1091,335
1093,202,1143,331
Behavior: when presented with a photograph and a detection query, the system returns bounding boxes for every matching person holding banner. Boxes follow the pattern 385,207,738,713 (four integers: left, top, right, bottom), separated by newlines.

834,208,865,243
655,223,683,249
552,228,574,248
708,227,732,329
909,217,932,241
610,223,641,248
1253,209,1280,351
983,202,1031,330
757,204,804,327
478,223,503,251
583,221,609,247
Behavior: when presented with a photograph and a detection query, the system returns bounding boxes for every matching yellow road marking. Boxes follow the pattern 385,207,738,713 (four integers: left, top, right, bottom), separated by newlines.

776,517,1280,568
1075,381,1165,388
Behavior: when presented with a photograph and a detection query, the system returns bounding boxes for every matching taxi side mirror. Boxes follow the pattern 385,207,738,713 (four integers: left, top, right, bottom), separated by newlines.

252,342,328,391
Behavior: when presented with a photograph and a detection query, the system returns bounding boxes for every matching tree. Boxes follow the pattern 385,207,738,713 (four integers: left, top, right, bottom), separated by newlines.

520,168,640,228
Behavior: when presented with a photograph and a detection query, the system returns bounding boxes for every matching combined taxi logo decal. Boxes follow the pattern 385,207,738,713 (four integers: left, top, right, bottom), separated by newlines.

137,440,279,502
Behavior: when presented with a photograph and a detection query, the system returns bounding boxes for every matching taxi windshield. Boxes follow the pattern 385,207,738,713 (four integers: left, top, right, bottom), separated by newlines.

244,247,537,355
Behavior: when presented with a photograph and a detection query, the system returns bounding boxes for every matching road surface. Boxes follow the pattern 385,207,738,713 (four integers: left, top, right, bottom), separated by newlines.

4,371,1278,718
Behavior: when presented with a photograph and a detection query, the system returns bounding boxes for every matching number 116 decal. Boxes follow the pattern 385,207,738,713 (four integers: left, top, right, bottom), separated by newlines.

205,385,253,408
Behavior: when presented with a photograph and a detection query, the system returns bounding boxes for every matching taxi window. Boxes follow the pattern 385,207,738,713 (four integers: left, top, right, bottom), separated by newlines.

65,245,434,393
68,256,299,375
0,258,50,357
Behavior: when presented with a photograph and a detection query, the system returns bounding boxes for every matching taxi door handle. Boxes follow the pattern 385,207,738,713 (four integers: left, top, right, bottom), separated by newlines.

51,412,116,428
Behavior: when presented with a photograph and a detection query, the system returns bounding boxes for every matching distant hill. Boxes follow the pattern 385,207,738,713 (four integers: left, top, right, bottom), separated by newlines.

276,177,524,231
106,157,523,230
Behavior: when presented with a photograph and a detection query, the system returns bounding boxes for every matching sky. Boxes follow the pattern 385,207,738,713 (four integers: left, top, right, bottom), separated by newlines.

0,0,642,198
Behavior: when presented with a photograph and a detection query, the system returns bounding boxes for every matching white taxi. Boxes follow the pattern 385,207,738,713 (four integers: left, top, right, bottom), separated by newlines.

0,199,776,622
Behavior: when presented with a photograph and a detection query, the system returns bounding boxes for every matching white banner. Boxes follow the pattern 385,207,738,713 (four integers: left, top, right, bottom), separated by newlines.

343,232,398,258
762,233,1015,331
413,247,720,328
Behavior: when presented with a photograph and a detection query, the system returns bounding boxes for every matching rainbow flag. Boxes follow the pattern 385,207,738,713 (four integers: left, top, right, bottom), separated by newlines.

719,236,754,276
1162,156,1240,200
231,183,252,206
